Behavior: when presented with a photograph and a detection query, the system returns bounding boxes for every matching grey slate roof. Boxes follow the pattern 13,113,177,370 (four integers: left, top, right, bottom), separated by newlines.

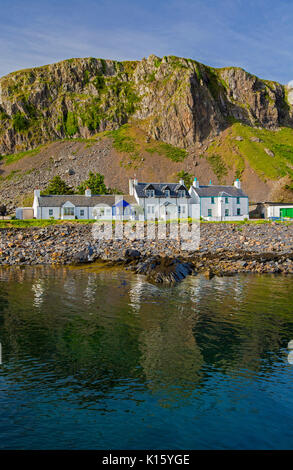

134,182,191,198
263,201,293,206
193,185,247,198
37,194,137,207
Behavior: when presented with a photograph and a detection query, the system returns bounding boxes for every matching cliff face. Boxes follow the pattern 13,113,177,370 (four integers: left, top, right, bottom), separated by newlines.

0,54,292,155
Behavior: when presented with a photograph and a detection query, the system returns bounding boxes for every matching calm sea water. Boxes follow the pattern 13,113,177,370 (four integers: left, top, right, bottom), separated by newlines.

0,265,293,450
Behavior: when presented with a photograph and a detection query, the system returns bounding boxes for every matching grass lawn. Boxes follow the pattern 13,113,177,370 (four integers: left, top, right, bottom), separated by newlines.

0,219,96,228
0,218,292,229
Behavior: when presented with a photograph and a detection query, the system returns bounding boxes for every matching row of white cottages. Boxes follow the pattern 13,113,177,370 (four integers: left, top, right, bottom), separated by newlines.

16,178,250,221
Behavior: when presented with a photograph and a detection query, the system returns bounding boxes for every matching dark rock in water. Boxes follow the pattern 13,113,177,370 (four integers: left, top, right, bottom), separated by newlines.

132,256,193,283
124,249,141,260
72,249,90,264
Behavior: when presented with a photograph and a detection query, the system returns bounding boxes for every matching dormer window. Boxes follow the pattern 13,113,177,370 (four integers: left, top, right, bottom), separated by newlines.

178,190,186,198
165,189,170,197
146,189,155,197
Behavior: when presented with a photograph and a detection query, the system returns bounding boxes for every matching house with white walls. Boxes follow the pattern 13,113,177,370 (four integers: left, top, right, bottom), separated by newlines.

17,178,248,221
31,189,138,220
16,179,200,220
189,178,249,221
129,178,200,220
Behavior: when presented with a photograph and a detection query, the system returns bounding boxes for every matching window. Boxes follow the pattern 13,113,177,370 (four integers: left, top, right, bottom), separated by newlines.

165,189,170,197
225,209,229,216
208,209,212,217
237,197,240,204
178,190,186,198
147,205,154,214
225,197,229,204
49,209,53,216
146,189,155,197
64,207,74,216
211,197,215,204
237,208,241,216
80,209,85,217
178,205,186,215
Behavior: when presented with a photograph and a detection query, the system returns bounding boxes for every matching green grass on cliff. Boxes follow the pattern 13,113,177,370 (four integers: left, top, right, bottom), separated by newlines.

0,145,45,165
105,124,187,162
207,123,293,182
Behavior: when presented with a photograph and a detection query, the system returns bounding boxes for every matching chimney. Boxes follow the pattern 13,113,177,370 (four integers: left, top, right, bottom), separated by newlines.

85,187,92,197
179,179,185,186
209,180,212,185
34,189,41,198
192,177,199,188
129,178,138,196
234,179,241,189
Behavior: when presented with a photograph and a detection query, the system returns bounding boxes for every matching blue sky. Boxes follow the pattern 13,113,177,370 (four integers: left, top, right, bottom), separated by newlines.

0,0,293,83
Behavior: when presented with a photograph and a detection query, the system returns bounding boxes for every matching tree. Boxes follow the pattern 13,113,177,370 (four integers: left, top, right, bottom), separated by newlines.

0,204,7,219
42,176,74,195
77,172,109,195
176,171,193,190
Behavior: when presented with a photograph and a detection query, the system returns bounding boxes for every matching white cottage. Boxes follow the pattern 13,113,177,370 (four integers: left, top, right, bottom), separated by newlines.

129,178,200,220
32,189,137,220
17,177,249,221
189,178,249,221
19,179,200,221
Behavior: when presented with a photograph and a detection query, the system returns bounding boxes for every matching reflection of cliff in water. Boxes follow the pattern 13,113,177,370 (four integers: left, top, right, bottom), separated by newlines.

128,277,204,402
0,267,145,405
187,274,292,376
0,267,293,410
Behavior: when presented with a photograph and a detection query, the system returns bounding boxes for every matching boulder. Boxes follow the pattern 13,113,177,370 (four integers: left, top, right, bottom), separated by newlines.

264,148,275,157
133,256,193,283
72,249,90,264
124,249,141,260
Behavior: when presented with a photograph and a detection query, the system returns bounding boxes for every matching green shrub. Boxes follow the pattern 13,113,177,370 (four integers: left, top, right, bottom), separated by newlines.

12,112,29,131
65,112,78,136
207,154,228,180
157,143,187,162
176,170,193,188
42,176,74,195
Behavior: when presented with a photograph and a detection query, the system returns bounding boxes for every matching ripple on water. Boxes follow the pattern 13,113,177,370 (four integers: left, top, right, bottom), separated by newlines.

0,268,293,449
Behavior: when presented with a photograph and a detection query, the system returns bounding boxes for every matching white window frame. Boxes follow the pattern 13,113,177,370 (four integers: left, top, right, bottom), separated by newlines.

64,207,74,216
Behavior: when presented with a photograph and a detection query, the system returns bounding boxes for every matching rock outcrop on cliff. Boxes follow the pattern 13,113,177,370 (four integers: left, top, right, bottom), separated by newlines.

1,54,293,156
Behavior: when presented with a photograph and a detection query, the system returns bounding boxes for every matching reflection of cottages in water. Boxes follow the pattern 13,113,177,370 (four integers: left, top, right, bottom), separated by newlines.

138,307,203,403
83,273,98,305
128,277,147,314
32,280,45,307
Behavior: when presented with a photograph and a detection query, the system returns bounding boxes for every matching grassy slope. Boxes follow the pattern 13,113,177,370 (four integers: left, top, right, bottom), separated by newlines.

206,123,293,184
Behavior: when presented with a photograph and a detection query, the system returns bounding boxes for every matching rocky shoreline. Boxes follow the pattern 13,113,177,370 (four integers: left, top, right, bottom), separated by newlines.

0,223,293,282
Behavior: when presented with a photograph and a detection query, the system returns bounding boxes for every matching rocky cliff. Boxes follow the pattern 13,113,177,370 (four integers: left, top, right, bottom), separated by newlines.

1,54,293,155
1,54,293,207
